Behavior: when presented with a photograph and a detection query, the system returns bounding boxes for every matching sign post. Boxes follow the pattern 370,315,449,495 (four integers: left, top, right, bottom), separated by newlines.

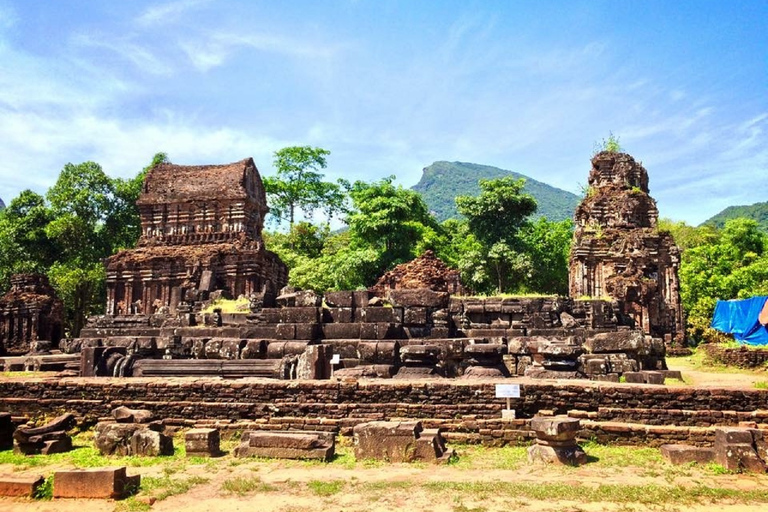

330,353,340,378
495,384,521,420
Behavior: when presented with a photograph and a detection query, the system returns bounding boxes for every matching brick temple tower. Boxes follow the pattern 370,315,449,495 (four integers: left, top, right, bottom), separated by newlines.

104,158,287,315
569,151,684,343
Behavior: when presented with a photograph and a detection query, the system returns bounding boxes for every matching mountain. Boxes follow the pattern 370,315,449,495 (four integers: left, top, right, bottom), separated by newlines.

702,201,768,232
0,197,4,209
411,161,580,223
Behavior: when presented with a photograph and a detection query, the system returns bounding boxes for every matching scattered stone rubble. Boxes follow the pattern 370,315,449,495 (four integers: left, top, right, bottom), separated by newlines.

94,407,173,457
661,426,768,473
527,416,587,466
353,420,454,463
370,250,464,295
569,152,684,346
233,430,335,461
13,412,75,455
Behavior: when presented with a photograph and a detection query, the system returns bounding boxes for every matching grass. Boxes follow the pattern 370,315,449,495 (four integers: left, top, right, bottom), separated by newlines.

221,475,277,495
422,481,768,505
141,474,209,501
307,479,345,496
201,297,250,314
754,381,768,389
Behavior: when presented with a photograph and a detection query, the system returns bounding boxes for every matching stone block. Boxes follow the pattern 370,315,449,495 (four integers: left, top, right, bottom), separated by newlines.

261,308,282,324
353,421,453,463
185,428,221,457
715,428,755,445
0,475,45,497
275,323,296,340
403,307,428,325
94,423,143,456
659,444,715,465
295,323,321,340
281,307,320,324
643,371,665,385
234,430,334,461
324,291,354,308
112,406,154,424
297,344,330,380
323,323,362,339
352,290,372,308
240,339,267,359
360,323,377,340
324,307,353,323
130,429,174,457
584,331,647,354
358,307,402,324
53,467,139,499
386,289,450,308
622,371,645,384
715,442,766,473
527,443,587,466
530,416,581,442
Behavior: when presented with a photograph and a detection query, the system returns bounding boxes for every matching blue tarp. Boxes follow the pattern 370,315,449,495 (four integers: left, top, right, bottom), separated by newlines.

711,296,768,346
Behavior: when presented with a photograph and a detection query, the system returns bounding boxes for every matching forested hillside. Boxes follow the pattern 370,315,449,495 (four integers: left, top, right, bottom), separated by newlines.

703,201,768,232
411,161,580,222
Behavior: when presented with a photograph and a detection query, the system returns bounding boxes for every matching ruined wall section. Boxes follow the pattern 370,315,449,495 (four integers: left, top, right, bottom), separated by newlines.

569,152,684,343
0,274,63,355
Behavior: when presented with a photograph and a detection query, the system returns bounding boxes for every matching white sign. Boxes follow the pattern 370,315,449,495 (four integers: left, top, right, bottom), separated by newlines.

495,384,521,398
330,354,341,365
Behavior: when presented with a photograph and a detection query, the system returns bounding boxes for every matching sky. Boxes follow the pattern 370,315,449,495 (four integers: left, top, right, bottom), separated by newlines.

0,0,765,225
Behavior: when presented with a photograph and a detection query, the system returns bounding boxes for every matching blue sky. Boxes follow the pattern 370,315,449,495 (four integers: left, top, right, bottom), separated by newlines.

0,0,765,224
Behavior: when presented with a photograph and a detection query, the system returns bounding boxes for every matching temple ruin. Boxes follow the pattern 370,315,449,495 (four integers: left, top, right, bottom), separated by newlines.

104,158,287,316
0,274,63,356
569,151,684,344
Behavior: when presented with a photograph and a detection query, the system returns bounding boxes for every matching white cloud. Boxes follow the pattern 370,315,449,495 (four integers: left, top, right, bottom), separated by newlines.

136,0,211,27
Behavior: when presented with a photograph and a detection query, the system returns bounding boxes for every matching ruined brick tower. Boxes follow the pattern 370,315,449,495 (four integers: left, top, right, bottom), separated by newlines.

105,158,287,315
0,273,63,355
569,152,684,343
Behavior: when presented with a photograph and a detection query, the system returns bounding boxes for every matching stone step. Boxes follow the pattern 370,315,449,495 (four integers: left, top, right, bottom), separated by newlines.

132,359,283,378
0,475,45,497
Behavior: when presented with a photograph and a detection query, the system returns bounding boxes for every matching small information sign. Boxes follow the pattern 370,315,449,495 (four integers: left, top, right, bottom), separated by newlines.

330,354,341,365
495,384,521,398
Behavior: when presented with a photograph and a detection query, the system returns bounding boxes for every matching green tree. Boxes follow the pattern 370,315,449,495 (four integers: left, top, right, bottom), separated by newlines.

45,161,117,336
106,152,168,251
456,176,537,293
263,146,347,227
347,177,442,271
680,218,768,342
0,190,57,291
518,218,573,295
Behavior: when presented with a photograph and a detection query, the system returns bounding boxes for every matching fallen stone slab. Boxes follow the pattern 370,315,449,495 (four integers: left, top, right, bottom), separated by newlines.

353,421,454,464
234,430,334,461
0,475,45,497
12,413,76,444
14,431,72,455
53,467,139,499
185,428,221,457
660,444,715,465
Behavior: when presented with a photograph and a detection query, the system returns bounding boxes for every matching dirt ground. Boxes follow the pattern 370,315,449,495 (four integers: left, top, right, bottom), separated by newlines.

3,447,768,512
